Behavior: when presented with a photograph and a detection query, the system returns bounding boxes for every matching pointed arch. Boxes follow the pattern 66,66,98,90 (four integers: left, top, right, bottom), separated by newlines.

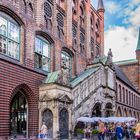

116,106,122,117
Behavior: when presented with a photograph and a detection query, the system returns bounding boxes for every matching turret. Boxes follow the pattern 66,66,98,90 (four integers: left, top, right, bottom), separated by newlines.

97,0,105,11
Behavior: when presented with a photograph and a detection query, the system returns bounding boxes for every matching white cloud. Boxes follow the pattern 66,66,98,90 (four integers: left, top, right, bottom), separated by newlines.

126,6,140,26
105,26,138,61
105,1,121,15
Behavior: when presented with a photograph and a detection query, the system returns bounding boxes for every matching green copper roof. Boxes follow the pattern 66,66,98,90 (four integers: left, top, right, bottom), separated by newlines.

115,59,138,65
136,28,140,51
44,71,60,84
92,56,107,65
70,67,99,88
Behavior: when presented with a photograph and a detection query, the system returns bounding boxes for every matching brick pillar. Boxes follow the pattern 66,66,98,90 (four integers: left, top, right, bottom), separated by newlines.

85,1,91,59
97,9,105,57
66,0,72,47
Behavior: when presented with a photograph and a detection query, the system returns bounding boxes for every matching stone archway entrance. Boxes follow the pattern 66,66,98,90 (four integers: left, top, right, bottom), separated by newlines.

10,91,27,137
92,103,102,117
59,108,69,139
42,109,53,138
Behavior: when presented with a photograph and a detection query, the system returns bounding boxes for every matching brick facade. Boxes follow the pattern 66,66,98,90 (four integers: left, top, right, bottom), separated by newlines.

0,0,104,137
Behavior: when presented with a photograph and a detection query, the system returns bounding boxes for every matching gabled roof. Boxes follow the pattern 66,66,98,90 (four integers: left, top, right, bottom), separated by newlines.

70,67,100,88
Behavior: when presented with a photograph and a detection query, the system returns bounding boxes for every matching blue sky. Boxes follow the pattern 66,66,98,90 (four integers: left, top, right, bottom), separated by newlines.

92,0,140,61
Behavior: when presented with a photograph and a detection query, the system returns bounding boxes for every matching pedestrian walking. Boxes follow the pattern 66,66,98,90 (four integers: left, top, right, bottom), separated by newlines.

135,122,140,140
40,122,48,140
116,123,124,140
98,120,105,140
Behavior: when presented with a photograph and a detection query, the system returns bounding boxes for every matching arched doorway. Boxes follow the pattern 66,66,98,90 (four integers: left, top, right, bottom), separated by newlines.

105,103,113,117
116,107,122,117
10,91,27,136
92,103,101,117
124,109,127,117
129,110,132,117
42,109,53,138
59,108,69,139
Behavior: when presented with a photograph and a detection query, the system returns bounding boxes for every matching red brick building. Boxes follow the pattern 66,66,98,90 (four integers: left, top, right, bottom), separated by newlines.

115,28,140,119
0,0,105,138
1,0,139,139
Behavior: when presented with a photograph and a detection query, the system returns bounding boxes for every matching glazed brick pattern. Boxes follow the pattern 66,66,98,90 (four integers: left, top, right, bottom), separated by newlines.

0,59,45,136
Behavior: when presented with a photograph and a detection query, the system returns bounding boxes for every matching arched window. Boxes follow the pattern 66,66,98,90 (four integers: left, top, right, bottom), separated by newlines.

10,92,27,136
44,0,53,31
119,85,121,102
59,108,69,139
96,19,101,44
42,109,53,138
123,87,125,103
126,89,128,104
34,36,51,72
61,51,72,78
80,5,85,28
0,12,20,60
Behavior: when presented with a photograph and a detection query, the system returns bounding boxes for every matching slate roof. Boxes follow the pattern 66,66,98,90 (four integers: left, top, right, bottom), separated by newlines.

70,67,100,88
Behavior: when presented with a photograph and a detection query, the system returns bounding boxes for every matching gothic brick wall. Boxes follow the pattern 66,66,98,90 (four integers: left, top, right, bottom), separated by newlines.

118,63,139,90
0,0,104,136
0,58,45,136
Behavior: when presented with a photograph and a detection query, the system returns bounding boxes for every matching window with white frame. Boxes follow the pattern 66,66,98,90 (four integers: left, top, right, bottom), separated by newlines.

0,12,20,60
34,37,50,72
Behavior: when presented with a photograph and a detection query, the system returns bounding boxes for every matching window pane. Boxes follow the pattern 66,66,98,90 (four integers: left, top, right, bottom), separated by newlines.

35,53,42,69
0,16,7,36
35,38,43,54
43,42,49,57
8,22,19,42
42,56,50,71
0,36,7,54
8,40,19,59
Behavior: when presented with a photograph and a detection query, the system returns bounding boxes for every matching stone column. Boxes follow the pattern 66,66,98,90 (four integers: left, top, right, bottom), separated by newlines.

53,106,59,139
